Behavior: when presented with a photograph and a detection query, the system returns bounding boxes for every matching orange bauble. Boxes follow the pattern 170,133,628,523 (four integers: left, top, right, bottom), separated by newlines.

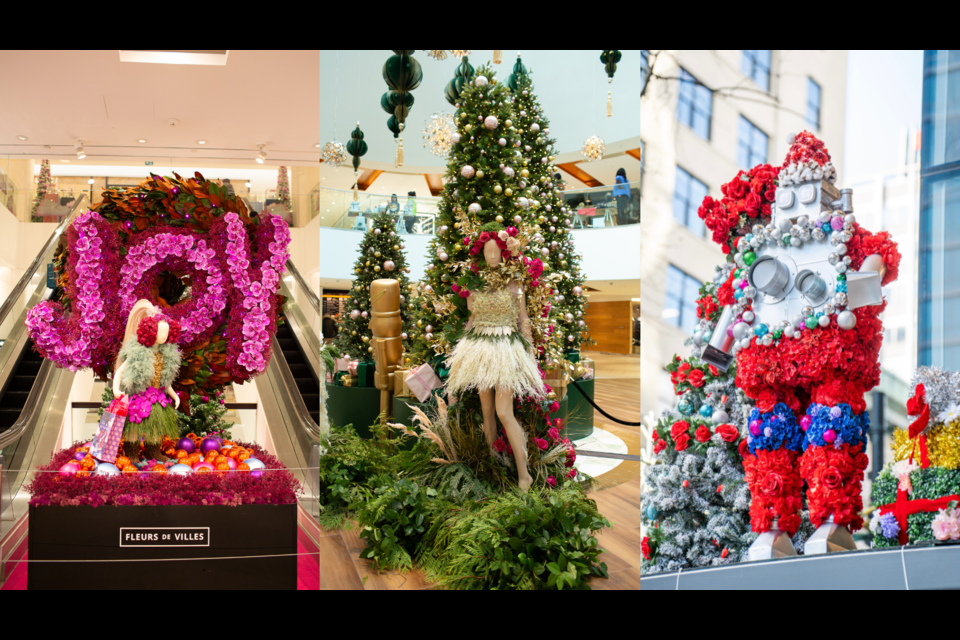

175,449,189,460
215,461,230,470
122,465,138,475
151,464,167,474
223,441,234,447
115,456,131,468
77,447,90,453
163,447,176,457
79,457,97,471
237,450,252,462
236,463,250,472
186,433,197,439
225,448,240,459
76,470,90,478
196,467,212,474
215,456,229,465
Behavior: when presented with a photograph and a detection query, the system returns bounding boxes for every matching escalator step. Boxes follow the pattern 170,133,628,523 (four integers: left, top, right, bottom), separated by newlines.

283,350,305,365
16,361,41,376
0,390,28,408
278,338,297,351
295,378,319,395
310,412,320,423
10,376,34,392
288,363,309,377
0,407,21,427
301,394,319,411
22,350,43,362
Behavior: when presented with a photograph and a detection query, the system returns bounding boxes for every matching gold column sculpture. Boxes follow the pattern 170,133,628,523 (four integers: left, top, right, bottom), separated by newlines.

370,279,402,420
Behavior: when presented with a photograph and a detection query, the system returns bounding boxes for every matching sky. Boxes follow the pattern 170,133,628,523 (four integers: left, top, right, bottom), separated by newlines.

843,50,923,178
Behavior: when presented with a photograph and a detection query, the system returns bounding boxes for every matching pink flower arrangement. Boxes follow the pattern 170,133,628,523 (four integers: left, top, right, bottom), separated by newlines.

537,438,549,451
546,476,557,487
118,226,227,352
127,387,172,423
547,427,560,441
26,441,299,507
932,506,960,541
218,213,290,377
26,211,123,371
566,469,577,479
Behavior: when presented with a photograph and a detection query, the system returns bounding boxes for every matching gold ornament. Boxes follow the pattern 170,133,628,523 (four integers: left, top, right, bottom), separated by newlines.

465,124,473,132
375,251,381,257
494,185,502,194
893,421,960,469
355,268,361,274
522,158,529,166
368,346,374,353
375,266,381,272
476,170,484,178
495,215,504,223
351,331,357,336
520,169,529,178
365,261,370,266
504,188,513,196
505,119,513,127
394,245,399,250
362,336,369,343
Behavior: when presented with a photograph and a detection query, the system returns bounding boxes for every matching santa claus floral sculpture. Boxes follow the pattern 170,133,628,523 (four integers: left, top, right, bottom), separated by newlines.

697,132,901,557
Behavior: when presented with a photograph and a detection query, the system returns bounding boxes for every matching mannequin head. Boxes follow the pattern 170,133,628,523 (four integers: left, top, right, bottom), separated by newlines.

483,239,502,266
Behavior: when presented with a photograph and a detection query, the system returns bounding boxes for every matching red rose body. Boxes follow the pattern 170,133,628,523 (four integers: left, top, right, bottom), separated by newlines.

688,369,705,388
716,424,739,443
695,426,711,443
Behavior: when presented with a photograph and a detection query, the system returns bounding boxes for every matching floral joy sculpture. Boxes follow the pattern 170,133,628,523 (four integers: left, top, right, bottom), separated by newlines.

26,211,290,382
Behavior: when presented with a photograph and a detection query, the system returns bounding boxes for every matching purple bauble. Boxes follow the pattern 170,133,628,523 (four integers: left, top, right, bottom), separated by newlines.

177,438,196,454
74,451,87,462
200,438,221,455
823,429,837,443
749,420,761,436
249,468,264,479
59,462,80,477
831,216,844,231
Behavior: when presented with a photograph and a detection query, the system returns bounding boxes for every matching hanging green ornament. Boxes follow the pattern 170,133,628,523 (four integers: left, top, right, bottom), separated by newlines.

444,56,475,106
506,54,530,93
381,50,422,167
346,124,368,201
600,50,622,117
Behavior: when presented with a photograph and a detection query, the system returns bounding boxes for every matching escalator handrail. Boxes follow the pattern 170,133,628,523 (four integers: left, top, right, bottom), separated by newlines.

270,333,322,443
284,259,320,316
0,357,53,450
0,194,87,330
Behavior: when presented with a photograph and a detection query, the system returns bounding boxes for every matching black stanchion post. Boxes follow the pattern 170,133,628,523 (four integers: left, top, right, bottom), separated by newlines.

871,390,885,483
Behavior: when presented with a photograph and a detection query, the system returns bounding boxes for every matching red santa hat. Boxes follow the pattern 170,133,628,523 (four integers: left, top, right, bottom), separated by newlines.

779,131,836,185
783,131,832,167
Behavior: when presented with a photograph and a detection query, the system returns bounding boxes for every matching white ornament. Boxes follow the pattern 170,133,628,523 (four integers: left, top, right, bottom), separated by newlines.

361,311,368,318
383,260,395,271
484,116,499,130
712,409,729,425
461,165,475,179
504,167,515,178
474,75,488,87
837,310,857,330
531,123,540,132
439,252,449,261
350,310,360,320
498,138,506,146
374,229,381,235
468,203,481,214
451,132,461,144
743,311,755,323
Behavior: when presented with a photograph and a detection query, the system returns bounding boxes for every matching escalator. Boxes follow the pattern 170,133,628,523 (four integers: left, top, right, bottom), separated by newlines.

0,340,42,433
276,315,320,426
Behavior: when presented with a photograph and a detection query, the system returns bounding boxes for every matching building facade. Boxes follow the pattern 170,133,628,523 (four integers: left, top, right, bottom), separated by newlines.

639,49,849,423
920,50,960,368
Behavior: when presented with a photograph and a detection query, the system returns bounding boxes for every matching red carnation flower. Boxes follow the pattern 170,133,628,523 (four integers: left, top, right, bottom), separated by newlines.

688,369,705,388
716,424,739,443
137,316,159,347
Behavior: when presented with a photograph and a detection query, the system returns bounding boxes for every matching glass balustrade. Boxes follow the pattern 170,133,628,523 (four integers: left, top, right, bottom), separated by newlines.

314,181,640,234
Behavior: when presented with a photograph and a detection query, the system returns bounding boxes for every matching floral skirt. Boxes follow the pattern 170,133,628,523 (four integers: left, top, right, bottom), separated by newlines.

445,329,545,398
122,387,180,444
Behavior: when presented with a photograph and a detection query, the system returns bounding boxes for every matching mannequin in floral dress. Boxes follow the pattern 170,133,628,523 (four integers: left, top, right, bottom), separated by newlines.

445,236,545,491
113,299,182,460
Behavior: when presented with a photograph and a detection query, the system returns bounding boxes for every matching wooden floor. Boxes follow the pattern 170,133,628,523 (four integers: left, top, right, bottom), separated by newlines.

305,353,643,590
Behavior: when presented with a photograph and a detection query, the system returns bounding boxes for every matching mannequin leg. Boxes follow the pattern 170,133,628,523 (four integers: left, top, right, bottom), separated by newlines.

479,388,498,448
496,388,531,491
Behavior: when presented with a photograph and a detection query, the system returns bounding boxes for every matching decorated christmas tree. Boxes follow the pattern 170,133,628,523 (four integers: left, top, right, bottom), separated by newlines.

507,59,591,351
333,210,412,360
30,159,53,222
406,62,564,369
276,166,292,212
641,265,757,572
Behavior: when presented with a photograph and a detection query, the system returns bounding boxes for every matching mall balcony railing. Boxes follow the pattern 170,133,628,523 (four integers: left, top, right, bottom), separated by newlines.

317,181,641,235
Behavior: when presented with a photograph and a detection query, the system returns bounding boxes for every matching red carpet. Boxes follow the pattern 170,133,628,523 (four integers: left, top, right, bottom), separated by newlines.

2,538,321,590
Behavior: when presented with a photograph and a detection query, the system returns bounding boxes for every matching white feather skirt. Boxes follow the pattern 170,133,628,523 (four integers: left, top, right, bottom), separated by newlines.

445,332,546,398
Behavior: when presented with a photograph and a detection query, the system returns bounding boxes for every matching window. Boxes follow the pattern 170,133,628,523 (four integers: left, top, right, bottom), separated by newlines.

664,265,701,335
898,327,906,342
737,116,768,169
641,50,650,86
673,166,707,236
677,68,712,139
742,50,771,91
807,78,821,129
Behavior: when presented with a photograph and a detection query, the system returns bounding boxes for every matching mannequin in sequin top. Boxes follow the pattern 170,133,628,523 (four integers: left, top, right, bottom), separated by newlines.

446,239,545,491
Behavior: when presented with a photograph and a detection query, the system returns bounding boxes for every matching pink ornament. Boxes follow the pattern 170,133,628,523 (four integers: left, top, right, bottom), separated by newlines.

193,461,216,472
460,165,475,179
739,280,749,290
749,420,761,436
59,462,80,477
225,457,238,470
823,429,837,443
484,115,499,130
800,416,812,431
831,216,844,231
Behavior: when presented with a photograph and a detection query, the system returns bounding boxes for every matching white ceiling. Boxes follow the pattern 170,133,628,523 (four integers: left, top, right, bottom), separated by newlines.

0,50,319,167
318,276,640,302
319,50,641,168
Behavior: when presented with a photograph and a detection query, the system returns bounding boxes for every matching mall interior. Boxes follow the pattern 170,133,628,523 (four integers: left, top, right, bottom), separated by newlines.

0,50,640,591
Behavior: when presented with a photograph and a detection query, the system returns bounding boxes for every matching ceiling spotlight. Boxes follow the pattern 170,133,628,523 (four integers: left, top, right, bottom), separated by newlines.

17,135,27,141
87,178,95,185
256,144,266,164
75,139,86,159
198,140,206,145
138,139,147,143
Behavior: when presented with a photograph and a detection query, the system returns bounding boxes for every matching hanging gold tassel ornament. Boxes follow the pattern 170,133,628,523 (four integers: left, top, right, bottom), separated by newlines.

607,83,613,117
493,50,503,64
396,122,405,167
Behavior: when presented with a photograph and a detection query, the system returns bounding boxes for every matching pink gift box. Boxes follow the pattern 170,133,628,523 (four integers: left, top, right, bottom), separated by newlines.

582,367,594,380
335,358,351,372
347,360,359,376
405,364,442,403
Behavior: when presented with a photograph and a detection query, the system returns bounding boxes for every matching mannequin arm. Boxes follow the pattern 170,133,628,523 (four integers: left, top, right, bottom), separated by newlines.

112,361,126,399
166,384,180,410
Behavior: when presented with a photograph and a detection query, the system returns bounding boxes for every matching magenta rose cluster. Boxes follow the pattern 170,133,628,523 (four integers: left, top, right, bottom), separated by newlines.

119,227,227,351
127,386,172,423
221,213,290,376
26,211,123,371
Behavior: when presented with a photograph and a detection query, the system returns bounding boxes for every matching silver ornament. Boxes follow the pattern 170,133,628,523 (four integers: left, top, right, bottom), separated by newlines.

837,310,857,330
